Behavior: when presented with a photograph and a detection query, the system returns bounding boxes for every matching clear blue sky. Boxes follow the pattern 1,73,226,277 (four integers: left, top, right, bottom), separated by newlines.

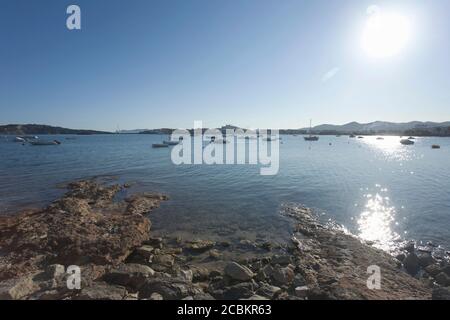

1,0,449,131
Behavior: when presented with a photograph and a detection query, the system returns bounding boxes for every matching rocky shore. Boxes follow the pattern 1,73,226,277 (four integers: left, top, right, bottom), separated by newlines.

0,180,449,300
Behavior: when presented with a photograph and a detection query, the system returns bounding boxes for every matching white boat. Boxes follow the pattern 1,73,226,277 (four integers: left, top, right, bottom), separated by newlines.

14,137,26,142
304,120,319,141
400,139,414,145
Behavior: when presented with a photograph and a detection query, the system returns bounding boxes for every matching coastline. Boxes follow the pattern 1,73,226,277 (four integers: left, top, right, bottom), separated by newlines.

0,179,448,300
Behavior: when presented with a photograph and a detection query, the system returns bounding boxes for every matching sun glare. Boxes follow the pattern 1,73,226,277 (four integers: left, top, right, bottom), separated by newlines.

362,6,412,58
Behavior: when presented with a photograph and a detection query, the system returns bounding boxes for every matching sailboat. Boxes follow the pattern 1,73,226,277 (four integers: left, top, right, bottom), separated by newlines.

304,119,319,141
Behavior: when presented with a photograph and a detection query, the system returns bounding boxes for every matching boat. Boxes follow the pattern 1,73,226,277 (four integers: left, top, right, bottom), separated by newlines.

376,137,384,140
304,119,319,141
29,140,61,146
14,137,26,142
357,136,364,139
162,140,180,145
432,144,441,149
408,136,416,140
349,134,356,138
400,139,414,145
152,143,169,148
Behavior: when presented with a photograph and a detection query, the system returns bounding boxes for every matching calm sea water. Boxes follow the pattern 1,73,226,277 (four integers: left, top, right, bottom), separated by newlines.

1,134,449,252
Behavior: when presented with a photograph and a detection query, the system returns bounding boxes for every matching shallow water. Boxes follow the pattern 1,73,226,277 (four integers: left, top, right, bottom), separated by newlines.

1,134,449,252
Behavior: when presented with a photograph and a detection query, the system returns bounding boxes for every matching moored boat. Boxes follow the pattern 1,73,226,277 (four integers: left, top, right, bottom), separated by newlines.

400,139,414,145
152,143,169,148
432,144,441,149
29,140,61,146
162,140,180,145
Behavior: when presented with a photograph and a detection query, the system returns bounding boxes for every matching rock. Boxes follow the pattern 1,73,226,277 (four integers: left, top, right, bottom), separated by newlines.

135,245,154,259
293,273,307,287
432,287,450,300
138,278,203,300
178,269,193,282
223,282,254,299
424,264,441,277
145,237,163,247
272,267,295,285
193,293,215,300
209,249,221,259
271,255,292,266
435,272,450,287
185,240,215,253
149,292,163,300
402,242,415,253
395,253,406,262
295,286,310,298
256,283,281,298
403,253,420,276
75,282,127,300
243,294,269,300
103,264,155,290
192,267,210,282
442,265,450,277
224,262,254,281
125,193,168,215
0,275,40,300
151,254,175,271
417,252,435,268
44,264,66,279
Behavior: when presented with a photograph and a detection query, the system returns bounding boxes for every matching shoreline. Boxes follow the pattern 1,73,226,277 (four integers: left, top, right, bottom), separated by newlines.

0,179,449,300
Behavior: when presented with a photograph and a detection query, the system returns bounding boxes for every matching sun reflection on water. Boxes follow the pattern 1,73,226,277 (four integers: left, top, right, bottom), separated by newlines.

357,189,400,251
358,136,415,161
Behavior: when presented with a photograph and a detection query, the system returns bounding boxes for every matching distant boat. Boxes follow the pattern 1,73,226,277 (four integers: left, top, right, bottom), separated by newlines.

376,137,384,140
29,140,61,146
358,136,364,139
400,139,414,145
408,136,416,140
432,144,441,149
162,140,179,145
14,137,26,142
349,134,356,138
304,119,319,141
152,143,169,148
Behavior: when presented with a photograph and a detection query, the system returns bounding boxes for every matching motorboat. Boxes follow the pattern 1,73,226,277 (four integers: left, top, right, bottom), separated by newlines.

432,144,441,149
400,139,414,145
162,140,180,145
152,143,169,148
29,140,61,146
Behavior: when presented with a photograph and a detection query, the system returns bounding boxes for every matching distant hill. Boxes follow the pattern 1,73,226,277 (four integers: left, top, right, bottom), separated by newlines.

0,124,111,135
305,121,450,135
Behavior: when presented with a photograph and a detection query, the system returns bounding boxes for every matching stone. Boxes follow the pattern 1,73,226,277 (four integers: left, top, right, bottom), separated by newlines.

424,264,441,277
403,253,420,276
417,252,435,268
151,254,175,271
185,240,215,253
223,282,254,299
271,255,292,266
178,269,193,282
442,265,450,277
292,273,307,287
135,245,154,259
149,292,163,300
138,278,203,300
295,286,310,298
209,249,221,259
402,242,415,253
243,294,269,300
256,283,281,299
193,293,215,300
224,262,254,281
103,263,155,290
0,275,40,300
435,272,450,286
75,282,127,300
432,287,450,300
272,267,295,285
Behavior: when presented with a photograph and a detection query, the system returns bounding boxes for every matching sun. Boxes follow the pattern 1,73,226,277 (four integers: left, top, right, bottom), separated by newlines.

362,6,412,58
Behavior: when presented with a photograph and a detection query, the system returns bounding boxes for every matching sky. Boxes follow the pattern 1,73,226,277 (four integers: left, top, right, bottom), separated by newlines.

1,0,450,131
